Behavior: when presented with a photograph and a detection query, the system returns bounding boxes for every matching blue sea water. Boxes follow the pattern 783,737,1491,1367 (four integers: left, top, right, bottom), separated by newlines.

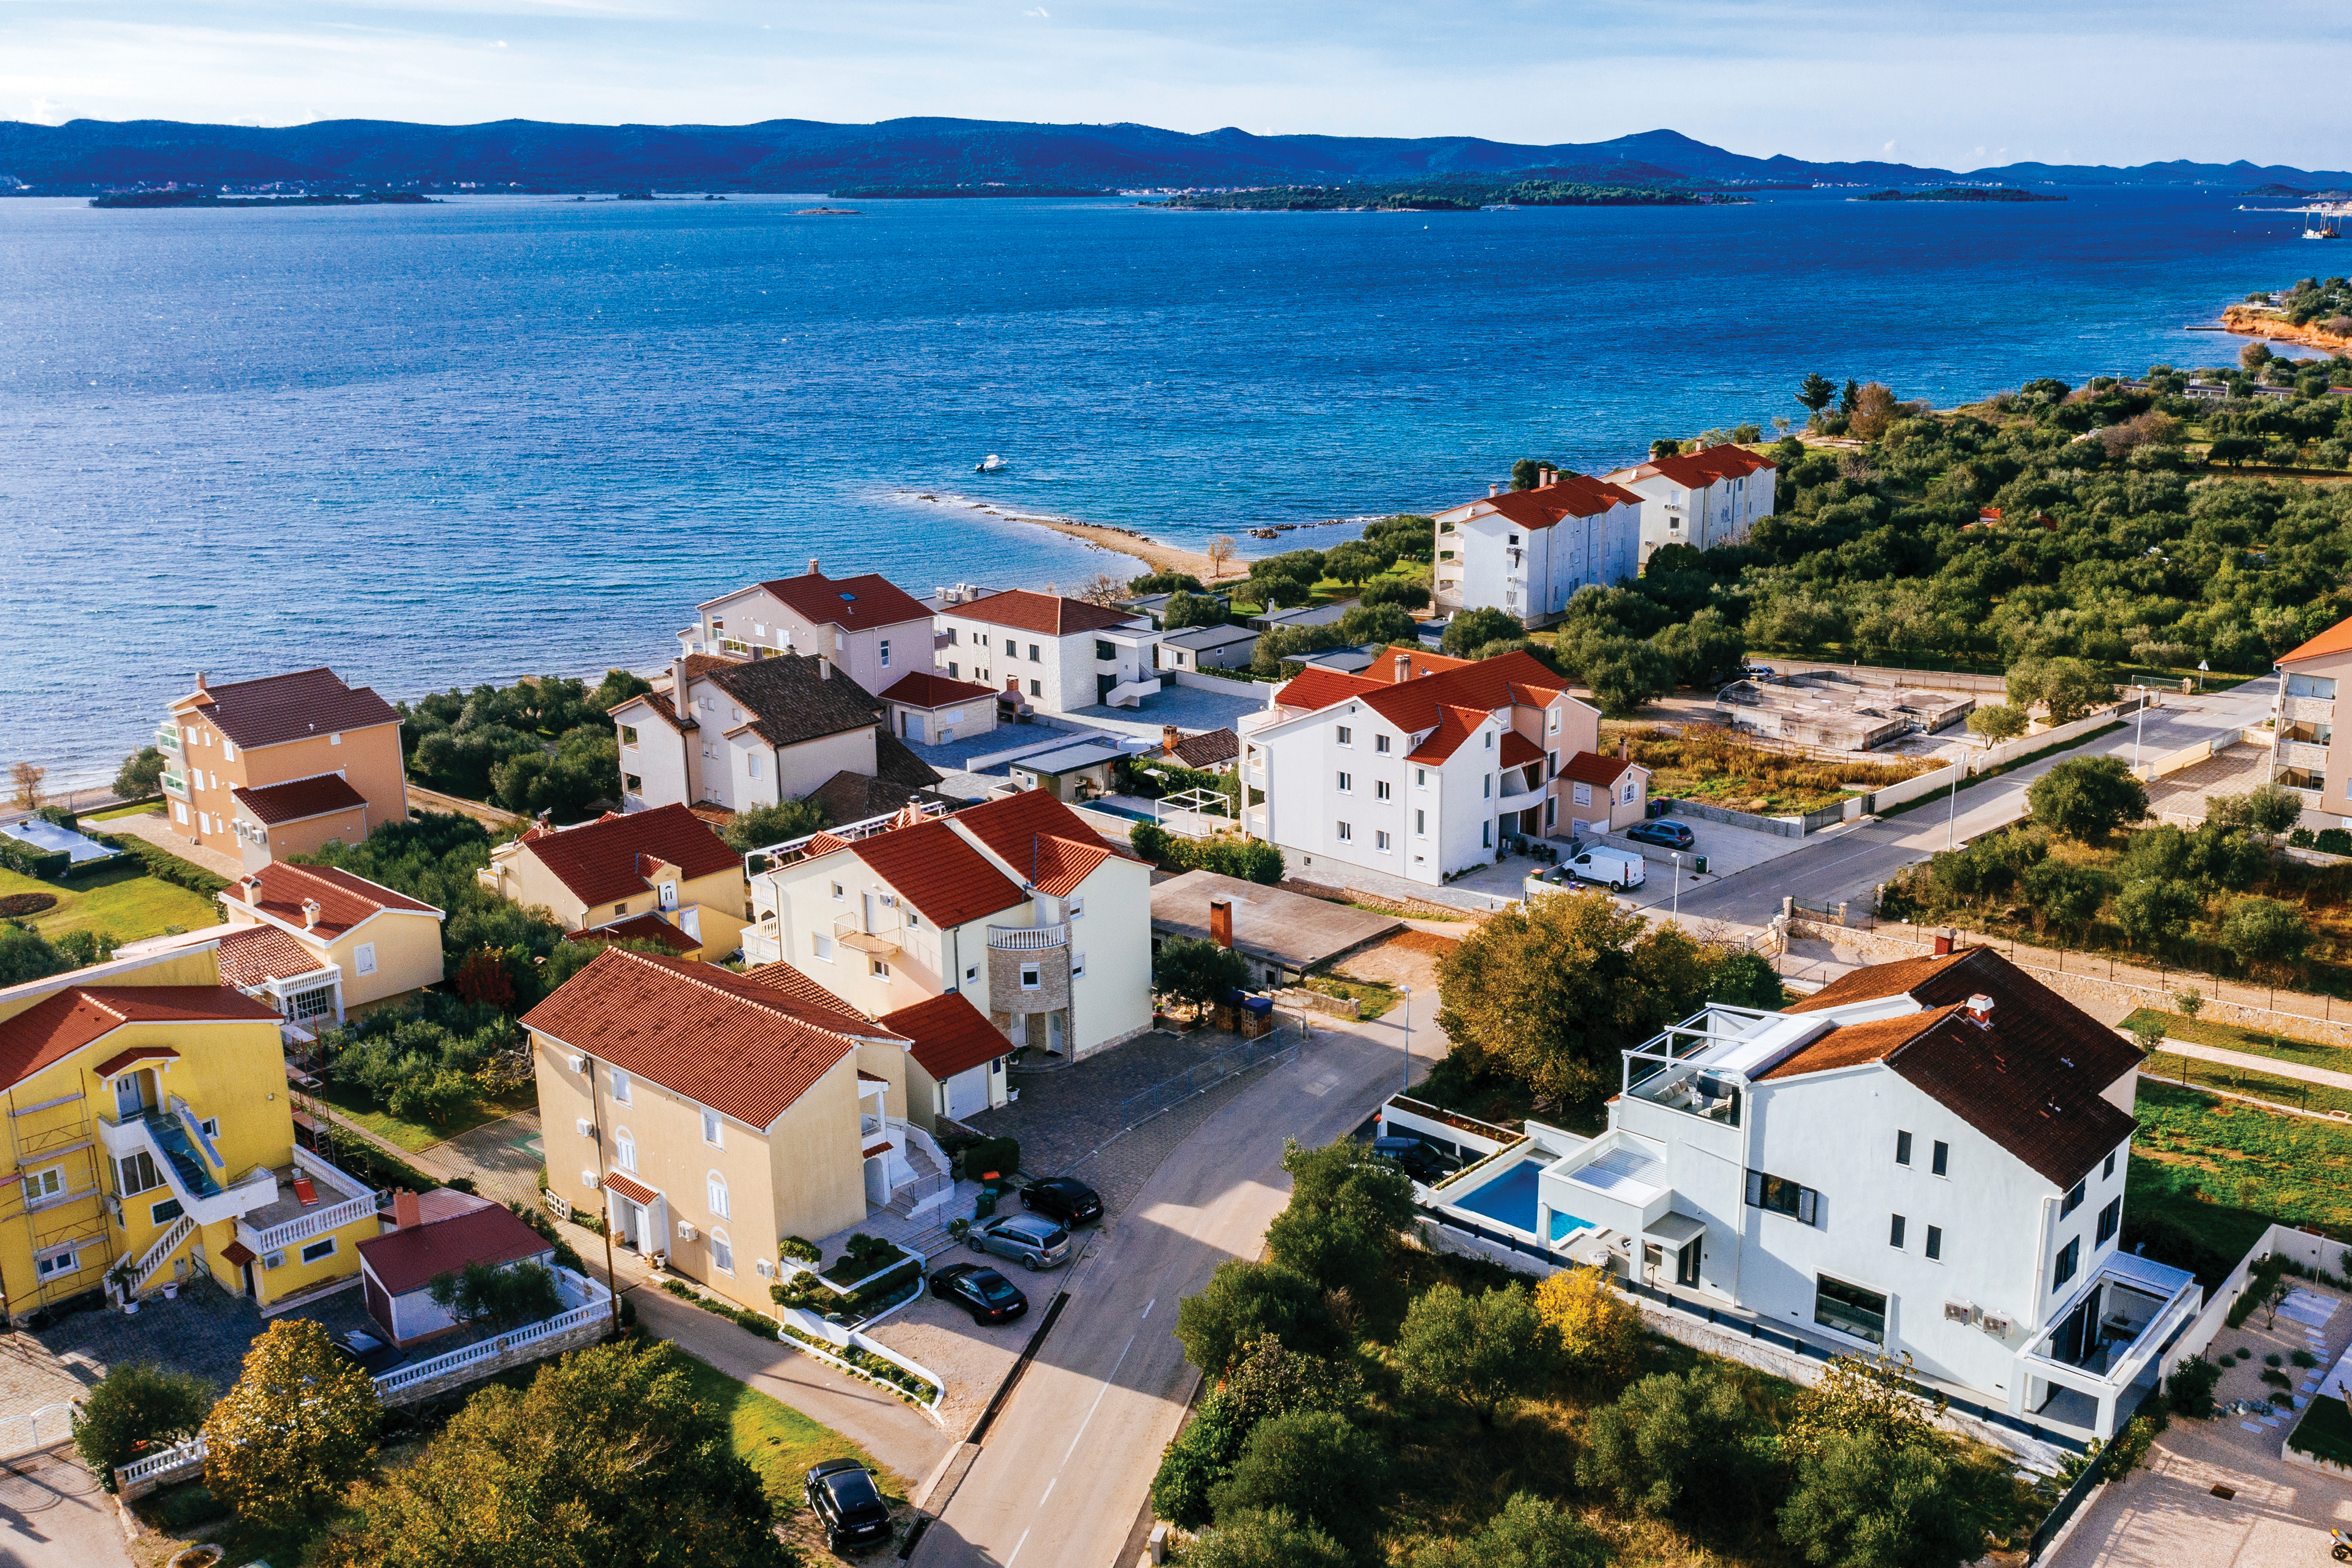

0,187,2326,787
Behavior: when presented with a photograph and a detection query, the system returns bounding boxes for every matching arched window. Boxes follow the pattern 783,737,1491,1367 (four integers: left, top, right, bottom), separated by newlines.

615,1128,636,1173
710,1228,735,1274
707,1171,730,1220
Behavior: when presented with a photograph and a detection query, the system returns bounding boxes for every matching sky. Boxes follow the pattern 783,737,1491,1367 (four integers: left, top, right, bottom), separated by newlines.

5,0,2349,172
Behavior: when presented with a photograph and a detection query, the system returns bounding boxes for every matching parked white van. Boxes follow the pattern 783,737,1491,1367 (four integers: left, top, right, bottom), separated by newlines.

1524,846,1645,896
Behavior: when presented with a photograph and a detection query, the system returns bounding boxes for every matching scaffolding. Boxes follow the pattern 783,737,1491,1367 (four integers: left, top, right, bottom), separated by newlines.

1,1081,122,1326
1154,786,1233,841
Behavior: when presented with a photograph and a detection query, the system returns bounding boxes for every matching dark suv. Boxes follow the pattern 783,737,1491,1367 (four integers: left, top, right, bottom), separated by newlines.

1019,1176,1104,1225
1371,1135,1455,1184
929,1261,1030,1324
805,1459,893,1552
1625,819,1695,852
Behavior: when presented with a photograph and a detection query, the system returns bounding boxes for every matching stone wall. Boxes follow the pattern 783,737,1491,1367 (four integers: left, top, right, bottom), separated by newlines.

378,1315,612,1407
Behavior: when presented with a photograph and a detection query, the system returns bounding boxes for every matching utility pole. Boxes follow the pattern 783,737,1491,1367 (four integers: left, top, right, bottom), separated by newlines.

1947,759,1961,849
1671,852,1682,927
585,1052,621,1340
2132,686,2150,769
1399,984,1413,1097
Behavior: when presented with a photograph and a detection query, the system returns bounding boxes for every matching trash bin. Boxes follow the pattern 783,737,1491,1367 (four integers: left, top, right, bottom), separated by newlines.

1693,855,1708,875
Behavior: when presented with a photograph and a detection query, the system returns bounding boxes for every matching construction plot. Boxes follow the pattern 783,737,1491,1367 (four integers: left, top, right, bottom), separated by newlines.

1715,669,1974,752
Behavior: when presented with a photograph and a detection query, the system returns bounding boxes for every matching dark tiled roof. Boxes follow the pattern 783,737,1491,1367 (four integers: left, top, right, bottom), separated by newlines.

230,772,370,827
228,862,441,939
521,948,873,1129
947,590,1142,637
1779,946,2139,1189
809,771,961,825
359,1205,553,1297
518,803,740,910
692,653,884,749
172,668,400,751
758,571,934,633
879,671,996,708
883,992,1010,1081
0,986,283,1093
1167,729,1240,769
874,732,945,790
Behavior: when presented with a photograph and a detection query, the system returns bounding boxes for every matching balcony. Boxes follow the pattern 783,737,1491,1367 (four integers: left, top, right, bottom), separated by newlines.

154,725,182,755
2281,695,2337,724
834,912,902,956
2281,740,2332,773
2017,1250,2200,1437
99,1105,280,1225
235,1147,376,1257
741,918,783,966
161,770,188,798
988,923,1068,952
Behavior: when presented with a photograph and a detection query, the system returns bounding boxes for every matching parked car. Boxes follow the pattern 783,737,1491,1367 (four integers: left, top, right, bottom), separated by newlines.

1020,1176,1103,1225
1370,1135,1456,1184
805,1459,894,1552
331,1327,406,1376
969,1212,1073,1270
1625,819,1695,852
1525,847,1645,897
929,1261,1030,1324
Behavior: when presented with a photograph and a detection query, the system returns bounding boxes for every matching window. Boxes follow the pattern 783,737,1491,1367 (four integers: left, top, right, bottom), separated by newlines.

1814,1275,1886,1345
34,1247,79,1280
702,1108,724,1148
747,754,761,779
1073,951,1086,979
1931,1140,1949,1176
118,1152,161,1196
354,942,377,977
708,1172,730,1219
1484,731,1494,749
201,1117,219,1139
1028,643,1042,662
1094,639,1114,660
2096,1197,2120,1246
616,1129,637,1172
1021,964,1041,990
1895,1130,1913,1166
2287,673,2338,700
1572,781,1592,806
2103,1149,2117,1180
1483,774,1492,799
620,725,638,746
1336,822,1353,842
24,1166,65,1205
1622,782,1636,805
615,901,629,916
1415,767,1427,785
1336,726,1353,746
830,881,844,900
610,1067,632,1105
1336,771,1352,792
624,773,642,793
947,662,959,678
1030,680,1041,698
1546,751,1558,778
1415,809,1426,836
944,627,958,644
1068,896,1084,920
2053,1236,2080,1289
223,740,237,761
1890,1214,1907,1249
1482,822,1492,848
1925,1225,1943,1261
2060,1179,2085,1219
300,1236,338,1264
1375,735,1391,754
871,958,891,978
811,933,835,961
1375,830,1391,851
880,640,891,667
1745,1169,1819,1225
1375,780,1391,801
712,1231,735,1273
964,963,980,985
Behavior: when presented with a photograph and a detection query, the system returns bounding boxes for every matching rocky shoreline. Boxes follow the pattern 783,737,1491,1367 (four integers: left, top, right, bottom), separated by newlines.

2222,305,2352,354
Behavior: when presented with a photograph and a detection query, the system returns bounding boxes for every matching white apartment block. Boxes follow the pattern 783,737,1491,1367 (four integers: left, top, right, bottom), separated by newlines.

1432,467,1644,628
1239,647,1643,886
610,653,884,815
676,563,935,695
2270,611,2352,826
1601,445,1778,567
740,789,1153,1062
932,589,1165,714
1424,945,2191,1445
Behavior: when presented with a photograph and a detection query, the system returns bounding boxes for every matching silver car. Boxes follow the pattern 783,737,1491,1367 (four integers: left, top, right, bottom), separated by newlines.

969,1212,1072,1270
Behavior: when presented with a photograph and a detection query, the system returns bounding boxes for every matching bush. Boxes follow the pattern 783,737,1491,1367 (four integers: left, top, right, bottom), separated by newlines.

1397,1280,1548,1425
779,1235,822,1264
157,1483,226,1531
1576,1367,1762,1519
0,836,71,880
204,1317,383,1529
2320,828,2352,856
1360,577,1431,611
1185,1507,1352,1568
2165,1354,2222,1418
1174,1261,1344,1375
1777,1428,1983,1568
0,892,57,917
74,1362,211,1491
0,921,119,988
111,835,229,896
1209,1411,1388,1555
1408,1492,1610,1568
2026,756,2148,841
1533,1266,1642,1385
1440,606,1524,656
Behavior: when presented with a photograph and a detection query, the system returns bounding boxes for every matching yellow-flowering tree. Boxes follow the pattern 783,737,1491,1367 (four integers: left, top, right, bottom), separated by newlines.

1533,1266,1642,1386
203,1316,381,1529
1784,1350,1945,1460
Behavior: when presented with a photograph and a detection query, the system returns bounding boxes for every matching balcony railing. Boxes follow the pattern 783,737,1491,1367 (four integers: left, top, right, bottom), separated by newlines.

154,726,182,754
2281,695,2337,724
834,913,902,956
988,923,1069,951
161,771,188,798
2281,740,2332,772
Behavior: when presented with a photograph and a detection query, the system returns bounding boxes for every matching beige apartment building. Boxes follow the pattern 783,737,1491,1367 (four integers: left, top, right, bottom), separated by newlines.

479,803,748,960
675,564,936,695
162,668,407,866
2273,614,2352,823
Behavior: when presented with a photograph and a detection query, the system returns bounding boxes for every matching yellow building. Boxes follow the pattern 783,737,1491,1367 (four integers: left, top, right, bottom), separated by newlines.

0,949,383,1325
480,802,748,962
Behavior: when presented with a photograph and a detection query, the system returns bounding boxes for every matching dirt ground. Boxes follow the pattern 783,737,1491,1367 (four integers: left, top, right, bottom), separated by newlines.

1334,930,1457,992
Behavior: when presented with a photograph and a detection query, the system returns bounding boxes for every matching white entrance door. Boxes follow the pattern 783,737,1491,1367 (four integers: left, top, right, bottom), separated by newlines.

114,1073,143,1120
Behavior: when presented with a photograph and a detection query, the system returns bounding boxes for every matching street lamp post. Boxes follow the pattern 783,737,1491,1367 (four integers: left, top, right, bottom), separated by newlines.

1399,984,1412,1097
1670,851,1682,927
2132,686,2149,769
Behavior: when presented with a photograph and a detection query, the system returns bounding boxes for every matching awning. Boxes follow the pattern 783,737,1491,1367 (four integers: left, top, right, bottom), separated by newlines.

1642,1213,1707,1247
221,1241,258,1266
601,1171,661,1206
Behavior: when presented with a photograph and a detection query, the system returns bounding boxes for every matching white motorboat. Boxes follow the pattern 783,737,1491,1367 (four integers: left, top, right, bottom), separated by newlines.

975,454,1009,473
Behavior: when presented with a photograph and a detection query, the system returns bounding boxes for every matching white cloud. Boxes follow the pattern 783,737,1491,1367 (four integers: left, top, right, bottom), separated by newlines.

1026,6,1049,16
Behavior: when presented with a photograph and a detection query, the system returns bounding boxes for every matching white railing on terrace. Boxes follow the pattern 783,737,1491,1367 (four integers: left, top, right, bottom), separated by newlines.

240,1192,377,1255
988,923,1068,951
373,1269,612,1395
742,801,953,878
114,1433,205,1491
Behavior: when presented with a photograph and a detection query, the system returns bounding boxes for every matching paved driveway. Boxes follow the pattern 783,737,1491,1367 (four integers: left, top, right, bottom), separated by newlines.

0,1448,131,1568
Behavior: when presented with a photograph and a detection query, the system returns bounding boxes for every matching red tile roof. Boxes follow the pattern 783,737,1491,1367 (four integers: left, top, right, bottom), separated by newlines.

1273,665,1384,712
521,947,871,1128
359,1205,553,1297
741,963,896,1037
1557,751,1639,787
756,571,934,633
230,772,370,827
0,986,282,1093
1498,732,1545,769
949,789,1132,896
566,913,701,955
170,668,400,751
1405,705,1489,764
1779,946,2139,1188
2278,614,2352,667
850,817,1027,926
883,992,1010,1081
947,590,1142,637
518,803,741,910
94,1045,179,1078
880,671,998,708
228,861,441,940
601,1171,661,1206
215,924,328,988
1459,473,1644,528
1639,444,1777,490
1363,647,1468,685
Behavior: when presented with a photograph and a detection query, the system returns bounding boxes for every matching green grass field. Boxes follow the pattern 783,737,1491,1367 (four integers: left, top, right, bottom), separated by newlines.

1304,972,1399,1019
86,801,165,822
2131,1080,2352,1259
2123,1008,2350,1067
308,1079,531,1153
2292,1388,2352,1466
2144,1049,2352,1117
0,860,218,944
670,1348,901,1507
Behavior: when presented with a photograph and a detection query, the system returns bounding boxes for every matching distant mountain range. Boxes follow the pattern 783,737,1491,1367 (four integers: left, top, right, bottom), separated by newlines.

3,117,2347,196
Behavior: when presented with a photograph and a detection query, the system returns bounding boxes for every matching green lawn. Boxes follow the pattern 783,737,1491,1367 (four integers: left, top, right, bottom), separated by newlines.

669,1348,902,1508
307,1079,531,1153
2144,1049,2352,1117
1304,972,1399,1020
2131,1080,2352,1260
86,801,164,822
2123,1008,2350,1067
2291,1388,2352,1466
0,860,218,943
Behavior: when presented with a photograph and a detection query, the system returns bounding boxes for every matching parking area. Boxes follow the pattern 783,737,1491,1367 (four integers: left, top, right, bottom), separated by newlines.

862,1286,1032,1436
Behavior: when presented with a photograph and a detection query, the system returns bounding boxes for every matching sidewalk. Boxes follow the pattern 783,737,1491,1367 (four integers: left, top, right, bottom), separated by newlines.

2157,1038,2352,1092
100,809,244,879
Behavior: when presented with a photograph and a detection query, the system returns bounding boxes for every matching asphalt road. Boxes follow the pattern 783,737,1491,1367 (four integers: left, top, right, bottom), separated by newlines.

1625,676,2280,931
911,1005,1417,1568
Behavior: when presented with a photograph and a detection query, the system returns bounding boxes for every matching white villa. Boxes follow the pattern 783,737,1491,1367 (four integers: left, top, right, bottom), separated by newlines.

674,563,936,696
1601,444,1778,567
1431,468,1644,628
1421,945,2193,1444
931,588,1165,715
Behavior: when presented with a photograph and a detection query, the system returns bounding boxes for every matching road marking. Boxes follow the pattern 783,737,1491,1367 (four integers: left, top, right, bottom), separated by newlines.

1061,1333,1137,1468
1140,1297,1155,1319
1040,1476,1056,1506
1005,1527,1032,1568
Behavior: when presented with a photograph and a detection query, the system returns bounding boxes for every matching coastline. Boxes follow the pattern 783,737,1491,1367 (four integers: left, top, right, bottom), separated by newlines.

2221,305,2352,356
899,491,1242,584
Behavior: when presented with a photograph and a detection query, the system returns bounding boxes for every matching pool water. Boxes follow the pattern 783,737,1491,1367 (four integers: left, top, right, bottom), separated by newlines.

0,819,117,864
1449,1159,1593,1243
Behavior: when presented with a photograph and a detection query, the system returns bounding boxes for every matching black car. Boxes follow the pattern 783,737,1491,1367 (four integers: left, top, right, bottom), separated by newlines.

331,1327,406,1376
1019,1176,1104,1225
805,1459,893,1552
928,1261,1030,1324
1370,1135,1456,1184
1625,820,1695,852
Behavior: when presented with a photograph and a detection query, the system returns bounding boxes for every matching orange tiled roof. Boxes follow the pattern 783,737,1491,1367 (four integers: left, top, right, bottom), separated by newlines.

518,803,740,911
2278,614,2352,667
0,987,281,1094
1460,472,1644,528
946,590,1141,637
1557,751,1640,788
227,862,440,940
215,924,327,988
949,789,1133,895
849,818,1027,926
883,991,1010,1081
757,570,934,634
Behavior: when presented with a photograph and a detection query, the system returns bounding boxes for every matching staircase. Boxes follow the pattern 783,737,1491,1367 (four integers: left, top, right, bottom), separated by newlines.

885,1136,953,1220
128,1212,196,1296
141,1111,221,1197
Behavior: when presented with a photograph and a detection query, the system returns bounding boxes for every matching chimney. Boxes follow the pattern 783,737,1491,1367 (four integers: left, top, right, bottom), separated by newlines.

1618,735,1628,760
808,558,821,576
1395,653,1412,682
1209,896,1234,949
392,1189,422,1229
299,898,323,930
1967,993,1995,1027
670,656,690,712
194,670,207,692
1488,482,1500,498
818,659,830,680
1932,933,1953,957
1162,724,1180,754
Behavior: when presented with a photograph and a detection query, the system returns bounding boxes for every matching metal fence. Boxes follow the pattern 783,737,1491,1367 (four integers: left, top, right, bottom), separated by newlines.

2025,1388,2167,1562
0,1402,74,1461
1116,1025,1301,1126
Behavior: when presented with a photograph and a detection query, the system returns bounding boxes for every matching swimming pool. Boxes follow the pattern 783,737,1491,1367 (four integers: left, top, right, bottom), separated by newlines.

1448,1158,1593,1244
0,818,118,865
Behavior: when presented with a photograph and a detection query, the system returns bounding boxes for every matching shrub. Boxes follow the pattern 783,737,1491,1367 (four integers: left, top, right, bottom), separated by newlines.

74,1362,211,1491
1778,1427,1983,1568
2262,1368,2293,1389
0,892,57,917
2026,755,2148,841
157,1484,226,1532
1533,1266,1641,1386
1576,1367,1762,1519
2319,828,2352,856
1209,1411,1388,1555
2165,1354,2221,1418
0,836,71,880
0,921,121,988
779,1235,822,1264
426,1260,562,1331
1174,1261,1343,1374
1184,1507,1352,1568
1398,1281,1549,1424
1408,1492,1610,1568
1152,1393,1244,1529
204,1317,383,1528
1440,607,1524,657
112,836,229,896
2294,1349,2320,1369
